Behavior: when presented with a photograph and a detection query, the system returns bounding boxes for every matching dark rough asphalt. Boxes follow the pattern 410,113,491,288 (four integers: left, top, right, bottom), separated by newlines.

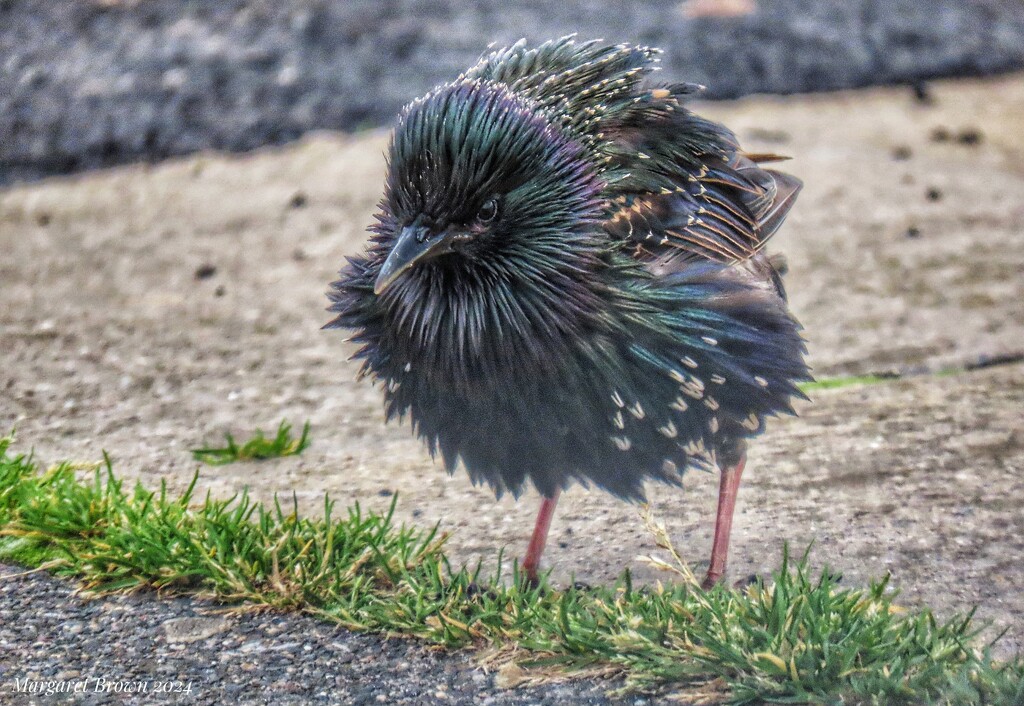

3,0,1024,185
0,565,652,706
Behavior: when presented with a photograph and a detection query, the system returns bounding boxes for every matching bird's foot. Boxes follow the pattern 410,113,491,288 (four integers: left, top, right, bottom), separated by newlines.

701,571,722,590
463,582,502,600
732,573,762,589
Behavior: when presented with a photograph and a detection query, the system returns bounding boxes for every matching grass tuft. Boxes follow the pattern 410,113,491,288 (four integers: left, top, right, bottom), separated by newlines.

1,436,1021,703
798,375,893,392
191,420,311,465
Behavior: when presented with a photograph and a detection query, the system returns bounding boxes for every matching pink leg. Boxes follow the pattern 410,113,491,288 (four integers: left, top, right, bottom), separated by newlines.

702,454,747,589
522,489,561,584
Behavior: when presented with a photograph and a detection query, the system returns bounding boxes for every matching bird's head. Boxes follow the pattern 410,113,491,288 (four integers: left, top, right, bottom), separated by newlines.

371,79,604,296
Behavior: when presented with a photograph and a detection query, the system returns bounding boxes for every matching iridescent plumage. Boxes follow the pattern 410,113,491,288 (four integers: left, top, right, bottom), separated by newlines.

327,37,811,583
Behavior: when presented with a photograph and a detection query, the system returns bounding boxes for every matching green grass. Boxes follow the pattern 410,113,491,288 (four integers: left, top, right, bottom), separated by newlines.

191,420,310,465
798,375,894,393
799,362,1000,393
1,435,1022,704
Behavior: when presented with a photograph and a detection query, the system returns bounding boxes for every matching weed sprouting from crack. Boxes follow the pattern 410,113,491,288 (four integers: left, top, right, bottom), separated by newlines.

191,420,311,465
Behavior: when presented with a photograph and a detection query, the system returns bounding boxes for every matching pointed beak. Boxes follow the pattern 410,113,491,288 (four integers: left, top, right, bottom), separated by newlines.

373,225,450,295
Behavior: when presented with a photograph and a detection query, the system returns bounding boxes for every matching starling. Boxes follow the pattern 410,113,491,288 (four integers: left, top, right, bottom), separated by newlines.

326,37,810,587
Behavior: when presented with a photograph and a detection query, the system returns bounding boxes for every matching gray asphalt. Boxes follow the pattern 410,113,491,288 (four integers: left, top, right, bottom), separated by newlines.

0,565,649,706
3,0,1023,185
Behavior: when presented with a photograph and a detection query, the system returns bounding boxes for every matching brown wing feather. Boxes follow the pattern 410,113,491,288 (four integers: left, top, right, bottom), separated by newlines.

603,152,802,274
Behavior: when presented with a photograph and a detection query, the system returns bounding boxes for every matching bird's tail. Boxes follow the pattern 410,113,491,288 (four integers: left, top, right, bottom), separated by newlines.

621,260,811,464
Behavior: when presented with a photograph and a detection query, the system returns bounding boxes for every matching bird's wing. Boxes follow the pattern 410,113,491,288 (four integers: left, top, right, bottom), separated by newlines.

604,148,802,269
465,37,802,268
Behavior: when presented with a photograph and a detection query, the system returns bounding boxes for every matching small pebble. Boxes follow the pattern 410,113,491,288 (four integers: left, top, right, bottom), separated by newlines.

911,80,933,105
957,128,983,146
195,264,217,280
891,145,912,160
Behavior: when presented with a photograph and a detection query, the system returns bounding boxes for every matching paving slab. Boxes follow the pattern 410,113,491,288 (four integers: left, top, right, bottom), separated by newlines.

1,74,1023,661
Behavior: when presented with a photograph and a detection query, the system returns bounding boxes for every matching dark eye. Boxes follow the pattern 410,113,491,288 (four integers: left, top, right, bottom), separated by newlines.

476,198,499,224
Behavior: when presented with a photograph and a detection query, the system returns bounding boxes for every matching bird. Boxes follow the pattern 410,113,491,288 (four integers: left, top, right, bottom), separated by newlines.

326,36,810,588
